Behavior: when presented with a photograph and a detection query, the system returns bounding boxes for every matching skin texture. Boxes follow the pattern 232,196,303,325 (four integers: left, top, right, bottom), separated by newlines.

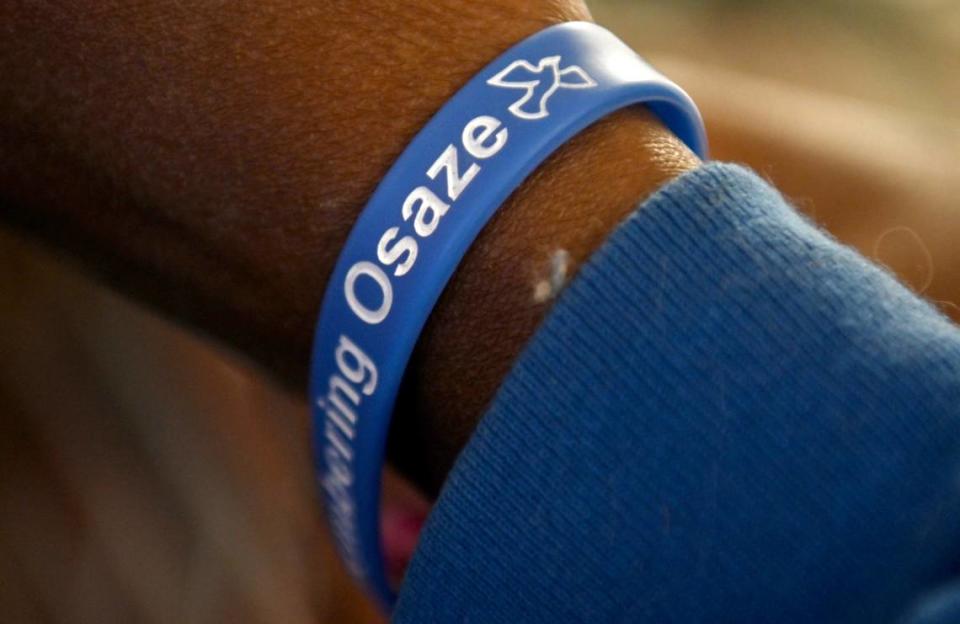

0,0,698,494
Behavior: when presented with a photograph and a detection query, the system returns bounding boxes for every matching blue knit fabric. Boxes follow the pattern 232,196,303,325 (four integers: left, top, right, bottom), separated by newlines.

392,164,960,623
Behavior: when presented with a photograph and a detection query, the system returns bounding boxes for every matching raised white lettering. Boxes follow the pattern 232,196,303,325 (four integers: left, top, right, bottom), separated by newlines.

376,227,418,277
401,185,450,238
335,334,378,396
427,144,480,200
344,261,392,324
463,115,508,159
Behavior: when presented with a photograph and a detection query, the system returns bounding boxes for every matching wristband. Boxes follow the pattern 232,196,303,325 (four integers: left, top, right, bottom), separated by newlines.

310,20,707,609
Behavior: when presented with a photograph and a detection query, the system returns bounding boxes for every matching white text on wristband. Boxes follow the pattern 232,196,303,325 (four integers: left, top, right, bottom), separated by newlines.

310,21,708,610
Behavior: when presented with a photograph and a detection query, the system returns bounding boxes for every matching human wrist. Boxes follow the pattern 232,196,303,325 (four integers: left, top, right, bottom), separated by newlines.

315,20,704,602
391,105,699,494
298,4,702,492
0,0,593,383
0,1,700,494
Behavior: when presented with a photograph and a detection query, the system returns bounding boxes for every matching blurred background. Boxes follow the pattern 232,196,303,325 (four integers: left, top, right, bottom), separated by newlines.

1,1,958,622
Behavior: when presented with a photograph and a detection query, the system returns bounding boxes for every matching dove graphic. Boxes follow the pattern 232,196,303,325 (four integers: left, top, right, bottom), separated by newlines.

487,55,598,121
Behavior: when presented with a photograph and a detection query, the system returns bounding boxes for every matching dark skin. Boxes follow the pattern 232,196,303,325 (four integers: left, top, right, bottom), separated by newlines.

0,0,697,494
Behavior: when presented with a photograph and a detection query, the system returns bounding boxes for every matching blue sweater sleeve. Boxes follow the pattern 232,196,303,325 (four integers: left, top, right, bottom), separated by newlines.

392,163,960,623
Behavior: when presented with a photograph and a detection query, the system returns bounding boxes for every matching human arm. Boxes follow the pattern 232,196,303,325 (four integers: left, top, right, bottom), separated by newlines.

0,0,697,493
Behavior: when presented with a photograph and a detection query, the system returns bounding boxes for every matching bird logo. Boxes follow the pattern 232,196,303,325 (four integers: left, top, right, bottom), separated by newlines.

487,56,597,121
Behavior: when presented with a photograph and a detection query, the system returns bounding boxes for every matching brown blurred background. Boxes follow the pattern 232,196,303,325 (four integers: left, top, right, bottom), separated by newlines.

1,1,958,622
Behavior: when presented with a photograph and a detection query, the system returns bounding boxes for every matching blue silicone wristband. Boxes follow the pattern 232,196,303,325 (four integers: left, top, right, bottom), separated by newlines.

310,20,707,610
